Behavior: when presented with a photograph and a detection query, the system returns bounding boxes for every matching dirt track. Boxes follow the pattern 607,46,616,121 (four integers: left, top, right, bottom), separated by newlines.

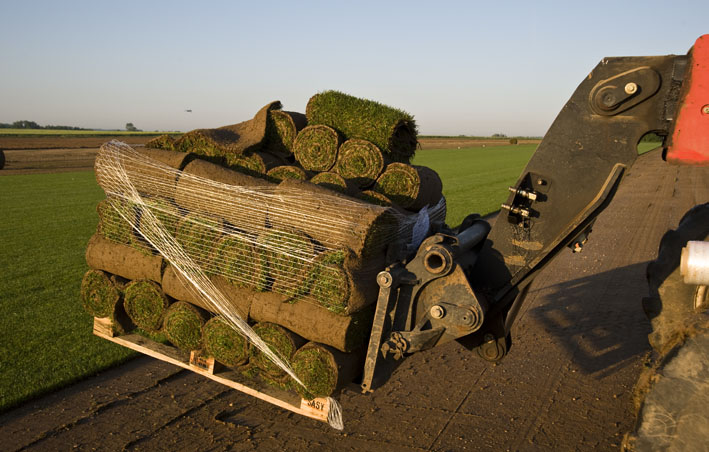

1,149,708,451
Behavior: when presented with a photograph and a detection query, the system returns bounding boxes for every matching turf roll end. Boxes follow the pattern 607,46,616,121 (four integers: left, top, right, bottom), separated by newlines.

124,280,169,332
373,163,443,210
202,316,249,367
250,322,305,378
334,139,385,188
265,110,307,157
163,301,209,351
291,342,364,399
293,125,340,172
266,165,308,183
309,171,352,195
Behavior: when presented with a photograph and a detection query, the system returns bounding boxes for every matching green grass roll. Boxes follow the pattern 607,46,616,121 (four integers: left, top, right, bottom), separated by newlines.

174,213,223,271
259,228,318,298
224,151,285,177
373,163,443,210
265,110,307,157
80,269,121,318
80,270,133,334
266,165,308,182
334,139,385,188
211,233,268,291
306,250,383,315
358,190,392,207
309,171,352,195
163,301,209,351
291,342,364,399
174,101,281,156
202,316,249,367
306,90,417,162
249,322,305,378
96,198,135,245
293,125,340,172
124,280,169,333
145,134,176,151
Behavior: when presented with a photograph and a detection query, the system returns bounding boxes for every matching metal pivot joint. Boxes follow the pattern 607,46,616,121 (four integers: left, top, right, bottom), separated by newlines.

361,219,491,392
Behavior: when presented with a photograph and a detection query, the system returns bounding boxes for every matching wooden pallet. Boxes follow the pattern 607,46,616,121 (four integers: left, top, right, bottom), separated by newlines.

93,317,331,423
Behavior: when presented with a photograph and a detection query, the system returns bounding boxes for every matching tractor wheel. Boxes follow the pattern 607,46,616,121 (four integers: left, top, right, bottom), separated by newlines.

623,203,709,451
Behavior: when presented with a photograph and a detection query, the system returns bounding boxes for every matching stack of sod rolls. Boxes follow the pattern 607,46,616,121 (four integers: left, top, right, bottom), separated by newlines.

146,93,445,215
84,91,447,398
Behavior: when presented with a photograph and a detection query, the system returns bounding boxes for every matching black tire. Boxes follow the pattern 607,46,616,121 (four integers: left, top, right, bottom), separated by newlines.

624,203,709,451
0,149,5,170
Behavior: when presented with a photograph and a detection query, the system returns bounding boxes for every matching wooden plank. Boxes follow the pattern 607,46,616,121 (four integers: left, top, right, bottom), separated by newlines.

93,318,330,423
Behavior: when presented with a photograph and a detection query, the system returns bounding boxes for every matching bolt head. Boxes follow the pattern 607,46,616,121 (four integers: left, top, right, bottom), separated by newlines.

624,82,638,94
430,305,445,319
377,271,392,288
702,104,709,115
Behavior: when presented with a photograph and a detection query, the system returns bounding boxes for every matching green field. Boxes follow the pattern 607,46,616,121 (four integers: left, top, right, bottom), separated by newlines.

0,172,135,412
0,129,181,136
413,144,536,226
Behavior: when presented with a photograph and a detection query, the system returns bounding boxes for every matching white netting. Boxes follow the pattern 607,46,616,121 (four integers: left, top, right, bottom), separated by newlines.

93,140,446,428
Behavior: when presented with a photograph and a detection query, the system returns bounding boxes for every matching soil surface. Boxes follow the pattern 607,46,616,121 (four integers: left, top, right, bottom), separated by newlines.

2,148,708,452
0,135,155,150
417,137,540,150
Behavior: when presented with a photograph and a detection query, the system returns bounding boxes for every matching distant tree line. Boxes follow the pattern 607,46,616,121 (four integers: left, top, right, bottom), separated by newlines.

0,120,86,130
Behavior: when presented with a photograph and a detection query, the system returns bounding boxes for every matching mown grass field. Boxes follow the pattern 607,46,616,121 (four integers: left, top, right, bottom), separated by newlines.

413,144,536,226
2,142,660,411
0,172,135,412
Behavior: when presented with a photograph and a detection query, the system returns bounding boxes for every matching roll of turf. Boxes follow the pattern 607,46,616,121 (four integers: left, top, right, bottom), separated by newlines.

136,197,181,242
334,139,385,188
266,165,308,182
211,233,268,291
265,110,307,157
85,233,164,282
249,322,305,378
309,172,353,195
145,134,176,151
80,269,121,318
306,249,384,315
224,151,285,177
358,189,392,207
249,293,374,353
174,158,271,234
174,213,224,272
161,265,252,320
96,198,136,245
80,269,133,333
163,301,209,351
291,342,365,399
202,316,249,367
124,280,169,332
95,144,193,199
258,227,317,298
306,91,417,162
373,163,443,210
293,125,340,172
271,179,398,259
173,101,281,156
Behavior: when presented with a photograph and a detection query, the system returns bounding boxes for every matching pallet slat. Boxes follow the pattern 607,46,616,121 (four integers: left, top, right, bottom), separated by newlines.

93,317,331,422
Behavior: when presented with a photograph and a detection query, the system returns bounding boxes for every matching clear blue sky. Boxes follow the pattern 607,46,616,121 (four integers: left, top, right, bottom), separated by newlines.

1,0,706,136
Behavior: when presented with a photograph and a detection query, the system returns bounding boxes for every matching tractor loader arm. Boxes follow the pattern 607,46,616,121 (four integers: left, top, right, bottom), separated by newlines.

362,35,709,391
